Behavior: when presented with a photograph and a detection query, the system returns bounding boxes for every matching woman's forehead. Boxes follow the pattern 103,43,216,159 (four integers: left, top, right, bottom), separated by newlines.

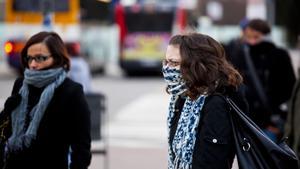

27,43,50,54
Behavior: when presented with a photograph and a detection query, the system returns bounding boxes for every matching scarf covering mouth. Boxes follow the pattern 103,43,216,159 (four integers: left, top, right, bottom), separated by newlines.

162,65,187,96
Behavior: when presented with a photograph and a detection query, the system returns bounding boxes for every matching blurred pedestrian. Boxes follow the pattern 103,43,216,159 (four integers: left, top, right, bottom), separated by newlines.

225,18,296,142
0,31,91,169
163,33,248,169
66,42,92,93
224,17,248,61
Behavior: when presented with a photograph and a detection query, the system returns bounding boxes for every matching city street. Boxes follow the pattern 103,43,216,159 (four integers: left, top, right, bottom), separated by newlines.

1,0,300,168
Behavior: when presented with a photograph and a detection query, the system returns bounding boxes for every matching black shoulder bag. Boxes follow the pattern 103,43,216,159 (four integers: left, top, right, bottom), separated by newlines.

222,96,299,169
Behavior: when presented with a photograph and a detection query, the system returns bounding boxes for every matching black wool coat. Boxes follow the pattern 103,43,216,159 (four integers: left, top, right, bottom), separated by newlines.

225,40,295,128
169,89,248,169
4,78,91,169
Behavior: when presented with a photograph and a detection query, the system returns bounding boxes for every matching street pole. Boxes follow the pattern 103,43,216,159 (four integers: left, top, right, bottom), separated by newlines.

41,0,54,31
266,0,275,25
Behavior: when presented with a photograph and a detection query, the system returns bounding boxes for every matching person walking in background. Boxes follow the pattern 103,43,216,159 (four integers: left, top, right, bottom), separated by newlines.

163,33,248,169
225,18,296,142
224,17,248,61
66,42,92,93
0,31,91,169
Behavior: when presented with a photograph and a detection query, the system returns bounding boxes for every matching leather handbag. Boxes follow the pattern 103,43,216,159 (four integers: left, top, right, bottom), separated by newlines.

224,96,299,169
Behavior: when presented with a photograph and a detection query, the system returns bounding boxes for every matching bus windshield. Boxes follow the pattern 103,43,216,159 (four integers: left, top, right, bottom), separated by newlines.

12,0,69,12
125,11,174,32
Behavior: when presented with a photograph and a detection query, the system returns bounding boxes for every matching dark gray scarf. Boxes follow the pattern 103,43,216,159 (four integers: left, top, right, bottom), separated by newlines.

6,68,66,153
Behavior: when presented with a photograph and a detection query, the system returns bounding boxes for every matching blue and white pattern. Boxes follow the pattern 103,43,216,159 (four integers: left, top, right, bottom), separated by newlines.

167,95,206,169
162,64,207,169
162,65,187,96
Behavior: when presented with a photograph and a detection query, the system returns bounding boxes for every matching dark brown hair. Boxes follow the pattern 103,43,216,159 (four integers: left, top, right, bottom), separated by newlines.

21,31,70,71
247,18,271,35
169,33,243,99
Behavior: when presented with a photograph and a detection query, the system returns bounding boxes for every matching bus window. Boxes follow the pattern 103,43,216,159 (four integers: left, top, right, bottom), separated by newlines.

3,0,80,74
116,3,175,75
125,12,174,32
5,0,78,24
12,0,69,12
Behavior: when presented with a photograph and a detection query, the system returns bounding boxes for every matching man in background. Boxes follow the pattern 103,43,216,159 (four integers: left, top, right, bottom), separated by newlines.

225,18,296,142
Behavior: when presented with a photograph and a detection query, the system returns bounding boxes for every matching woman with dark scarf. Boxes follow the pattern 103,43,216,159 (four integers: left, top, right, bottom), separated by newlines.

0,31,91,169
162,33,248,169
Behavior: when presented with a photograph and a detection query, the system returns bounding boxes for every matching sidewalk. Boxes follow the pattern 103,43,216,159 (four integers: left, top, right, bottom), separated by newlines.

90,146,167,169
89,93,169,169
89,146,238,169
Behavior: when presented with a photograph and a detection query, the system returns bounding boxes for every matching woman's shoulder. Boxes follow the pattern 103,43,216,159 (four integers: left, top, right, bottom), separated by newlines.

13,77,24,86
11,77,24,94
57,78,84,94
62,77,81,86
203,94,228,112
205,88,248,114
205,93,229,105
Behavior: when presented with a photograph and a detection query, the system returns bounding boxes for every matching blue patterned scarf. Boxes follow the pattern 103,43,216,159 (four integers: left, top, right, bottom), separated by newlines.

162,65,207,169
167,95,206,169
162,65,187,96
6,68,67,153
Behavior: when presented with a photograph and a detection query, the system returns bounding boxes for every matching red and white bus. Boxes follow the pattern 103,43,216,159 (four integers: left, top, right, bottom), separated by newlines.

115,1,178,75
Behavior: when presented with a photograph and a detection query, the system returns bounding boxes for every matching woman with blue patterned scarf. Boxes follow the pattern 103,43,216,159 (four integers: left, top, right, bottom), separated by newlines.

0,32,91,169
162,33,248,169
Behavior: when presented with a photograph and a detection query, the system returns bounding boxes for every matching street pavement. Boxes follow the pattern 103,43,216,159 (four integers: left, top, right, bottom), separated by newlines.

89,90,170,169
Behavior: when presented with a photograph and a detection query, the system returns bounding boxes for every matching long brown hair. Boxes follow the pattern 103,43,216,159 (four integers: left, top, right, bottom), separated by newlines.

169,33,243,99
21,31,70,71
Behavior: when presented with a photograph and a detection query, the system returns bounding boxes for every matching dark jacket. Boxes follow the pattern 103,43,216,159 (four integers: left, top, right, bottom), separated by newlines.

3,78,91,169
225,40,295,128
170,89,248,169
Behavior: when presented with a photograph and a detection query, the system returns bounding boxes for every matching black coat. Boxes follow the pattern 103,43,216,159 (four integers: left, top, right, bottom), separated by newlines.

3,78,91,169
169,89,248,169
225,40,296,128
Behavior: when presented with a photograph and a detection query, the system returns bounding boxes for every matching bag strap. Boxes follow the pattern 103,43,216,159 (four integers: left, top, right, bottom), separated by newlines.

215,94,266,133
243,45,272,113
